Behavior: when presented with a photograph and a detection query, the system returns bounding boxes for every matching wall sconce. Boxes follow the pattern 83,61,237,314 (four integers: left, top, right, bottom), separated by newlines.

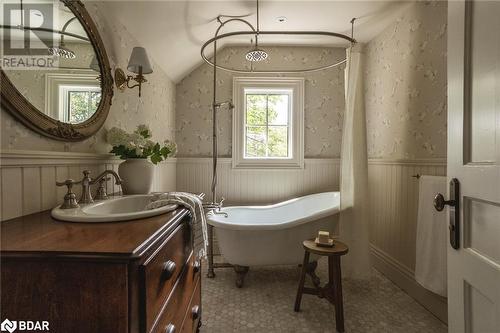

115,47,153,97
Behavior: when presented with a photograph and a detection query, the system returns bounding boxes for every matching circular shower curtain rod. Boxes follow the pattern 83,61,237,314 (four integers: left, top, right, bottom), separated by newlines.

201,30,356,74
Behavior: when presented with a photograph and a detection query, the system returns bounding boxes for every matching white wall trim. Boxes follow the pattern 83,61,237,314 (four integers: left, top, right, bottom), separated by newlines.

0,150,177,167
176,157,340,165
371,245,448,324
368,158,446,166
175,157,444,166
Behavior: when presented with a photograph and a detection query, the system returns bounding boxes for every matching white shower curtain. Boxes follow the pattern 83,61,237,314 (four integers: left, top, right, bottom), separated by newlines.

339,43,371,280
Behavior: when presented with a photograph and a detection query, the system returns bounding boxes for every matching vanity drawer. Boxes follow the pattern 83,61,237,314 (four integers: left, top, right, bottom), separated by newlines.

141,222,192,332
152,253,201,333
181,279,201,333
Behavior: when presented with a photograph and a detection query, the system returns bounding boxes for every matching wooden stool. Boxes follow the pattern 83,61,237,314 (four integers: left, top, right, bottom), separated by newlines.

294,239,349,333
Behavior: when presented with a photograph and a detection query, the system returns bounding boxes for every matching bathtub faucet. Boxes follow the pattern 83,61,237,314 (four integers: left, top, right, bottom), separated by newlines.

203,197,227,217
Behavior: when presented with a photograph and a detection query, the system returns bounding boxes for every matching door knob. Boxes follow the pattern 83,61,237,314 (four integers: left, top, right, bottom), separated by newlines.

434,179,460,250
433,193,455,211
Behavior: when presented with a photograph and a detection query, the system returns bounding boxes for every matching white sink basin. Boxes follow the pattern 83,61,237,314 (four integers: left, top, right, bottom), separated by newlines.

51,195,178,223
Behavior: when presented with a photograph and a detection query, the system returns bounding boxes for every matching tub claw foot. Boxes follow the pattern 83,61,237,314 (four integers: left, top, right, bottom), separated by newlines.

234,265,249,288
305,261,321,289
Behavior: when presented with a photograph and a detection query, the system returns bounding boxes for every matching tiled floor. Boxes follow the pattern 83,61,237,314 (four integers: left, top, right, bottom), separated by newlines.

200,259,447,333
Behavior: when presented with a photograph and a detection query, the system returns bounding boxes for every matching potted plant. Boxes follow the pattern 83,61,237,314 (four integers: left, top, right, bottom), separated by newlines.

106,124,176,194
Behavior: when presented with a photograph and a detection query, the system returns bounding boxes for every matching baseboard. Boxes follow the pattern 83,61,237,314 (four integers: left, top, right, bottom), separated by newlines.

371,245,448,324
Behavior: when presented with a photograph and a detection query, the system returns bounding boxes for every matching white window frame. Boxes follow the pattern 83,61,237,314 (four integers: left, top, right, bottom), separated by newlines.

44,71,100,120
59,85,102,123
232,77,304,169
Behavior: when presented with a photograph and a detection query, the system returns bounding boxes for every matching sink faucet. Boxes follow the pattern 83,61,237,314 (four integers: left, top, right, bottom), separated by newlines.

80,170,122,204
56,170,122,208
91,170,122,201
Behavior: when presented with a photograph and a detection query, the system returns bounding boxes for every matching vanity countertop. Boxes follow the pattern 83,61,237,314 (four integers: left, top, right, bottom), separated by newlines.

0,208,189,257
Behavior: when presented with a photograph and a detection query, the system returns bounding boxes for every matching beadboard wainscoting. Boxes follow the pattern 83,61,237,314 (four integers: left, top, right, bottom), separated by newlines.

0,150,176,221
176,158,341,205
368,158,447,323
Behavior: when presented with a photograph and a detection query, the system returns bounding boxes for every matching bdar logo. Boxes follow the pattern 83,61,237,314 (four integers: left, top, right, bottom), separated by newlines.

0,319,17,333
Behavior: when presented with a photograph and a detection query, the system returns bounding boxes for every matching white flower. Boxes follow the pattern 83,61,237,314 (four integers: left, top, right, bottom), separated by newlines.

135,124,152,139
106,127,129,146
164,139,177,157
135,147,143,157
129,133,146,147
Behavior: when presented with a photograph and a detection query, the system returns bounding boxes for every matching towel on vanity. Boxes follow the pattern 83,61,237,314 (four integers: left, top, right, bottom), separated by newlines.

146,192,208,259
415,175,447,297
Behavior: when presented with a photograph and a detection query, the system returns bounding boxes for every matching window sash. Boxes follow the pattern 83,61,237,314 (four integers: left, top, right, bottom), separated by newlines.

243,91,292,159
58,85,101,123
67,90,101,123
232,77,304,169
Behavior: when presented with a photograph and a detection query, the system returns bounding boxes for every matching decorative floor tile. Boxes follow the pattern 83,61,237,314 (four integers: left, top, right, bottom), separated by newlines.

200,259,447,333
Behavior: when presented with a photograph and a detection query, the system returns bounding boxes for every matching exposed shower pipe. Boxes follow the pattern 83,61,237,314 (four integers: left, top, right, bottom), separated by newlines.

204,15,256,279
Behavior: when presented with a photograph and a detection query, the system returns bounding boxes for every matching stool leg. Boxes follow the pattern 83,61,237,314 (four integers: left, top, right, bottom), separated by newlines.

294,251,310,312
331,256,344,333
305,260,321,289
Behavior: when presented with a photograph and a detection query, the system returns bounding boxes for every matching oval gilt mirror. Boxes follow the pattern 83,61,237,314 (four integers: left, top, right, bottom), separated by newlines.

0,0,113,141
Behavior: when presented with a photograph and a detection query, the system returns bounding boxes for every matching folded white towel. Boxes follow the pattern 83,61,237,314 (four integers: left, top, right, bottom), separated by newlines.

415,175,447,297
146,192,208,259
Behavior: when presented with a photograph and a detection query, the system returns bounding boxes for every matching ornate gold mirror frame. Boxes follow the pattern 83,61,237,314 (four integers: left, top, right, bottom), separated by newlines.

0,0,113,142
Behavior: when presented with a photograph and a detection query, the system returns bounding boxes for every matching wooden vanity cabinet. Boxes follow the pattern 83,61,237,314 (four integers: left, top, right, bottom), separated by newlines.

0,209,202,333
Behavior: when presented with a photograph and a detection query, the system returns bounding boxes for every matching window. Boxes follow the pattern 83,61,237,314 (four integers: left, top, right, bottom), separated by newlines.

44,71,101,122
245,91,291,158
233,77,304,168
59,85,101,123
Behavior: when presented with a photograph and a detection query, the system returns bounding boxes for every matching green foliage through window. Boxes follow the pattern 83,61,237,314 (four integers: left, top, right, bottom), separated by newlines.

245,93,289,158
67,90,101,123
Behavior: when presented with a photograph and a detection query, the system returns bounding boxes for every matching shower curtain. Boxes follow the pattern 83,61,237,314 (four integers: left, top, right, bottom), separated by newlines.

339,43,371,280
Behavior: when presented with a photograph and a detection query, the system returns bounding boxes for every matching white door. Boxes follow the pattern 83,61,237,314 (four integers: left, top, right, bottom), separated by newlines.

447,1,500,332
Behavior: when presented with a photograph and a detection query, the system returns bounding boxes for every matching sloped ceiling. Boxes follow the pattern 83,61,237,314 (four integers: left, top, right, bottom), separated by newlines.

91,0,413,82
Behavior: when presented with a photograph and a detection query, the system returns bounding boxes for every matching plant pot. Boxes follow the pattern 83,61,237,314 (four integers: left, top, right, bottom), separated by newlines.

118,159,154,195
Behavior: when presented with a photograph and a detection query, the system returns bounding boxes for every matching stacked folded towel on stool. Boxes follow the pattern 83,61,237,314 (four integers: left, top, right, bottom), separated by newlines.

146,192,208,259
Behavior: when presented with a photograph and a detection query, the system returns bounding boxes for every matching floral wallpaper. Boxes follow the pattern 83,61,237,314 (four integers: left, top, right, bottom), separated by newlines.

1,2,176,153
176,46,346,158
364,0,447,159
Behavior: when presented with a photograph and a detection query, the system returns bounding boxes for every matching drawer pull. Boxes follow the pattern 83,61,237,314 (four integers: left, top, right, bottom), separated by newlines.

162,260,176,280
192,305,201,320
165,323,175,333
193,260,201,273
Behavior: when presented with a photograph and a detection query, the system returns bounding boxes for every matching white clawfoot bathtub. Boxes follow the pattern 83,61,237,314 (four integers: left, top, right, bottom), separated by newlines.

207,192,340,267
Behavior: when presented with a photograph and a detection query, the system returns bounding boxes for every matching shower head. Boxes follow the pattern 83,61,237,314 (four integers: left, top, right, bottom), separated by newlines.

49,16,79,59
245,48,268,62
48,42,76,59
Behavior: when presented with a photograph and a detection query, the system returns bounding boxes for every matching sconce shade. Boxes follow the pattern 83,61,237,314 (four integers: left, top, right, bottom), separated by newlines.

89,55,100,72
127,47,153,74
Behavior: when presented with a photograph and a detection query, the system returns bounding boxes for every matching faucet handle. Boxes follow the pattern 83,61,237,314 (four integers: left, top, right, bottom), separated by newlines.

56,179,77,187
219,197,225,206
56,179,80,209
94,177,111,201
